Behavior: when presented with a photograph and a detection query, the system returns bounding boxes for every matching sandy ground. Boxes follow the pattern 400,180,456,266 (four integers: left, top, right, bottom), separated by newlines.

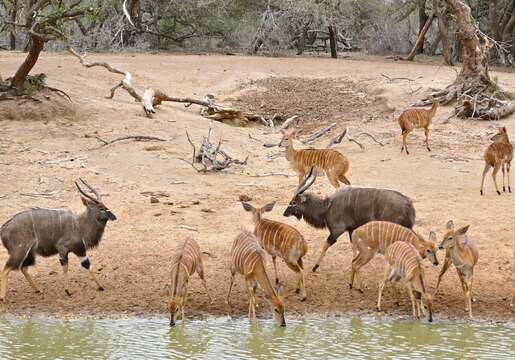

0,51,514,322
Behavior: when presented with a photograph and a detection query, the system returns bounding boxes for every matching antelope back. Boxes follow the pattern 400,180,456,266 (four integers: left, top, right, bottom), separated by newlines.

385,241,422,281
355,221,420,255
255,219,306,258
294,148,346,171
231,231,266,276
171,237,202,278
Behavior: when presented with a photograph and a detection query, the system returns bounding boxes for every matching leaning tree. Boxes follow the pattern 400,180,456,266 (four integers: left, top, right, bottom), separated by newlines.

1,0,85,97
415,0,514,120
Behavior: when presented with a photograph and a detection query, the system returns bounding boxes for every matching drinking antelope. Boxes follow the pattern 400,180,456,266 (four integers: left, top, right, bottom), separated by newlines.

284,168,416,273
227,230,286,326
398,98,439,154
377,241,433,322
241,201,308,301
0,179,116,301
168,236,212,326
278,128,350,189
434,220,478,318
480,126,513,195
350,221,439,292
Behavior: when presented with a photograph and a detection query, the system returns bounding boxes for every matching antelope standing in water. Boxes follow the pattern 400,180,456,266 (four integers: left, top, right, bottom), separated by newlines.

283,168,416,273
0,179,116,301
398,98,439,154
434,220,478,318
227,231,286,326
241,201,308,301
350,221,439,292
480,126,513,195
279,129,350,189
377,241,433,322
168,237,212,326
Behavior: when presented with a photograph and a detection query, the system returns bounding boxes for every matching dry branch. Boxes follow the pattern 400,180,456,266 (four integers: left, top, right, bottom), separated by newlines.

301,123,337,144
85,134,166,146
326,128,384,150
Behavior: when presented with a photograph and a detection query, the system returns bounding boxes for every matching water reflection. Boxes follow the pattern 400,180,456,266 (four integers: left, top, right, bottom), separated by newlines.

0,316,512,359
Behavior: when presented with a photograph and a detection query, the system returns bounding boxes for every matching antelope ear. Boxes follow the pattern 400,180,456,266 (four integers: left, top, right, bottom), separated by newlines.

81,196,93,206
262,201,276,213
241,202,254,212
446,220,454,230
456,225,470,235
299,194,307,203
428,231,436,242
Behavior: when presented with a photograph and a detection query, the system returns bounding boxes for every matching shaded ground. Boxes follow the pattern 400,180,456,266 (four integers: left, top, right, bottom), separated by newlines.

0,52,514,322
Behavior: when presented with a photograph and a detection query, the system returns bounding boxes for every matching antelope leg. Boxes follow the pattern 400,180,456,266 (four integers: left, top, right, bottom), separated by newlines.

226,272,235,307
197,263,213,303
79,256,104,291
59,254,71,297
0,265,12,301
21,267,41,293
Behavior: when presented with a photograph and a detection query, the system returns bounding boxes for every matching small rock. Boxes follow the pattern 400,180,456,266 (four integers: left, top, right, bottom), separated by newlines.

150,196,159,204
239,194,252,202
154,213,162,217
192,200,200,205
201,208,214,213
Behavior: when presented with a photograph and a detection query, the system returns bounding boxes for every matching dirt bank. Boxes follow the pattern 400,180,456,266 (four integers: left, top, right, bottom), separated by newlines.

0,52,514,322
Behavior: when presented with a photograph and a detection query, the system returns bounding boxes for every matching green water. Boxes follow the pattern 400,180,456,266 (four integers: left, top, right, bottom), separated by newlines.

0,316,513,359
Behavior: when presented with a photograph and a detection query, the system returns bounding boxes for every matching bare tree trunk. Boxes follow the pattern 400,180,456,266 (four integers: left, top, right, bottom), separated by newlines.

428,33,441,55
9,0,17,50
11,35,44,92
433,0,453,65
488,0,499,40
405,12,435,60
417,0,428,53
328,21,337,58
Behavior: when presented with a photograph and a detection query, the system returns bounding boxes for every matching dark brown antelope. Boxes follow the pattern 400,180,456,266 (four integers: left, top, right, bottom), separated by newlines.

398,98,439,154
434,220,478,318
283,168,416,273
241,201,308,301
279,128,350,189
227,230,286,326
0,179,116,301
168,236,212,326
480,126,513,195
350,221,439,292
377,241,433,322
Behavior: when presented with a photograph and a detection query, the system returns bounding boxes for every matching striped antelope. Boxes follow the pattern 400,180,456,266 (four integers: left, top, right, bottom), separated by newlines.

227,230,286,326
284,168,416,273
480,126,513,195
377,241,433,322
434,220,478,318
168,237,212,326
241,201,308,301
278,128,350,189
398,98,439,154
0,179,116,301
350,221,439,292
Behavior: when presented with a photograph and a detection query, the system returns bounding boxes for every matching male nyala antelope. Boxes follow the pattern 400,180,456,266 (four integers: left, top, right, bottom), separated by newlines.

168,236,212,326
350,221,439,292
279,128,350,189
284,168,416,273
398,98,439,154
377,241,433,322
0,179,116,301
480,126,513,195
434,220,478,318
227,231,286,326
241,201,308,301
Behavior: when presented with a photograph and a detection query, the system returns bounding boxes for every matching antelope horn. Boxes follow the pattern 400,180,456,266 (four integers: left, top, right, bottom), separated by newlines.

294,167,317,196
78,178,102,201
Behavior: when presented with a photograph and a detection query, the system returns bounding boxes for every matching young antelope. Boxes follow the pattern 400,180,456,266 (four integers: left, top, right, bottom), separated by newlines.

480,126,513,195
168,236,212,326
398,98,439,154
377,241,433,322
434,220,478,318
227,230,286,326
279,129,350,189
350,221,439,292
241,201,308,301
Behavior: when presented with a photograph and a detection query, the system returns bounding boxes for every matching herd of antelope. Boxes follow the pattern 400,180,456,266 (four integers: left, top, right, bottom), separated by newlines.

0,100,514,327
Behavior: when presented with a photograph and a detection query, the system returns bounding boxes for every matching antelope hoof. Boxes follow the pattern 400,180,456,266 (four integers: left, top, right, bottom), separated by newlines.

427,147,431,152
375,306,381,312
65,289,72,297
296,288,300,294
275,278,279,285
480,190,483,196
300,297,307,302
509,187,512,193
503,186,506,192
497,190,501,195
97,286,105,291
312,264,319,272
